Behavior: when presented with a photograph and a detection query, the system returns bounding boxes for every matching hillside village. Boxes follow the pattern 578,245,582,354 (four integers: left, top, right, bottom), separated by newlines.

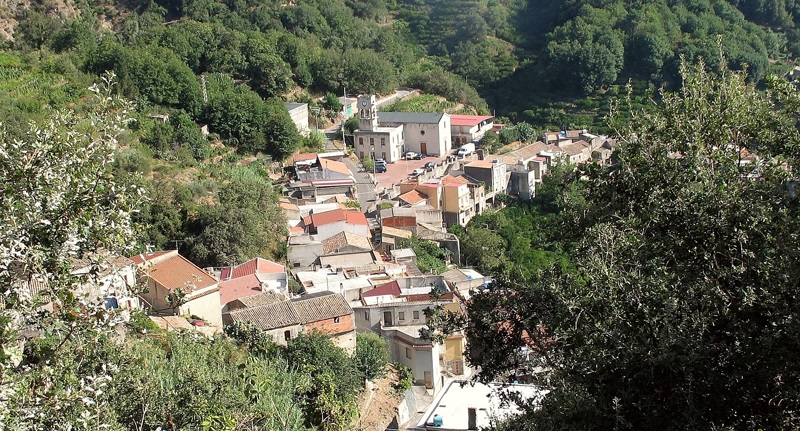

14,90,618,430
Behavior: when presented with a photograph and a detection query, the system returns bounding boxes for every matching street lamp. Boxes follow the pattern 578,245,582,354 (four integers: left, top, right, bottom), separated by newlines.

370,146,375,177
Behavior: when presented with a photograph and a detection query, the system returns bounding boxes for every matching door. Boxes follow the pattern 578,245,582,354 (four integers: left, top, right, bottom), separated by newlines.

424,371,433,389
383,311,393,326
420,142,427,155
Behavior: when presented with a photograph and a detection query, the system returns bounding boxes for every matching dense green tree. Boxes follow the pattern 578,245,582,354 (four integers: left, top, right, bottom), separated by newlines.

343,48,397,94
442,62,800,430
185,166,287,267
286,332,361,431
355,332,390,380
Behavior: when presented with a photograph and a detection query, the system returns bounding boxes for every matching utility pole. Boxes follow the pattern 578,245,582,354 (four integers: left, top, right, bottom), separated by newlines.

342,86,347,147
310,107,321,132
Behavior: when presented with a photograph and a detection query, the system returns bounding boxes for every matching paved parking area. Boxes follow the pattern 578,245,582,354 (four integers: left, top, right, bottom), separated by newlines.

374,155,449,191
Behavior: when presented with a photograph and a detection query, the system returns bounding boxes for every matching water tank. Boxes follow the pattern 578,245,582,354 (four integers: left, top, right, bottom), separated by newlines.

433,414,443,427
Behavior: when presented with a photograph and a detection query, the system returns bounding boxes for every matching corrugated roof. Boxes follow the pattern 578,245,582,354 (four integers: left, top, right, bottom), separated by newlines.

379,112,445,124
450,115,493,127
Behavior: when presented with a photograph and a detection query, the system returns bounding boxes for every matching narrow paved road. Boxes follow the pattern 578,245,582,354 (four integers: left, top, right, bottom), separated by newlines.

322,129,377,212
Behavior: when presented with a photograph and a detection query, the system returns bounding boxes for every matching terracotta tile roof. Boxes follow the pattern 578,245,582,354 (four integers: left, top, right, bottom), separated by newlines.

345,211,368,226
450,115,493,127
219,274,263,305
227,258,285,279
236,291,285,308
227,291,352,330
228,301,299,330
319,158,352,176
307,209,368,228
322,231,373,254
465,160,497,169
441,174,469,185
292,291,353,323
130,250,172,265
399,189,428,205
293,153,318,163
504,142,549,161
133,251,217,293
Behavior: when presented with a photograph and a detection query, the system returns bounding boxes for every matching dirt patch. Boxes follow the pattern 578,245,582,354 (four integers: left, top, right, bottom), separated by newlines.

354,366,406,431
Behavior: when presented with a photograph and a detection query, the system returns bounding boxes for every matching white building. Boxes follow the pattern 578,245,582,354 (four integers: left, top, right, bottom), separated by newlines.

354,94,405,162
353,94,453,163
379,111,452,157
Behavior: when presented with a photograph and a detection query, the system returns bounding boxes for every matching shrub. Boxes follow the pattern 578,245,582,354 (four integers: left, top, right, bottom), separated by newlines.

356,332,390,380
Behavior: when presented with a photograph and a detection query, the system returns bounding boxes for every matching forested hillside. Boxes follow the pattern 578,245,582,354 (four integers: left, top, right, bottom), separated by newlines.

3,0,800,130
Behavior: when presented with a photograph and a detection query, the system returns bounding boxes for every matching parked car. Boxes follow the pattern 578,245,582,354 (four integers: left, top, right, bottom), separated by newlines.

375,164,387,173
405,152,419,160
411,168,425,177
424,161,437,171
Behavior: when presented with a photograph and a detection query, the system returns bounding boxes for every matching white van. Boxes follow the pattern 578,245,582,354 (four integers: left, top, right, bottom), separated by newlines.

457,143,475,157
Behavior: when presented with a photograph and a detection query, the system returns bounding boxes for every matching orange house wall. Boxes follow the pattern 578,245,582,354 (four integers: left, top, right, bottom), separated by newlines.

305,313,355,335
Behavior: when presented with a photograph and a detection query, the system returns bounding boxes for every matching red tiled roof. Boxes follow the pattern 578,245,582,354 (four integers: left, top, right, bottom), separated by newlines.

345,211,368,226
308,209,368,228
465,160,496,169
293,153,318,163
450,115,494,127
362,281,401,299
319,158,351,176
133,251,217,293
399,189,428,205
232,258,285,278
219,274,263,305
310,209,345,226
130,250,172,265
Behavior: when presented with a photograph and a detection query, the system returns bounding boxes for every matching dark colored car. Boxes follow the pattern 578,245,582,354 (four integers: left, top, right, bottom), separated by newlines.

375,164,387,173
424,161,437,171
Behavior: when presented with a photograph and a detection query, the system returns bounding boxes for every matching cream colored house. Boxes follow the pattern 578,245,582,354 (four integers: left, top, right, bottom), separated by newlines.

131,250,222,327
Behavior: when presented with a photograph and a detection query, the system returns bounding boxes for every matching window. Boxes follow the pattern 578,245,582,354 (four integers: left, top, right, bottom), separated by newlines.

365,311,370,321
405,347,412,359
399,311,405,321
334,316,340,323
382,152,386,159
420,130,425,135
284,330,291,341
413,310,420,320
359,137,364,146
381,137,386,146
370,137,374,145
360,151,364,159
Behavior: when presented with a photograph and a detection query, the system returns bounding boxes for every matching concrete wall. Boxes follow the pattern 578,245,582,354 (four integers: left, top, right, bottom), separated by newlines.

395,121,451,156
316,221,370,241
180,287,223,327
288,242,324,269
305,314,356,352
355,128,404,163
